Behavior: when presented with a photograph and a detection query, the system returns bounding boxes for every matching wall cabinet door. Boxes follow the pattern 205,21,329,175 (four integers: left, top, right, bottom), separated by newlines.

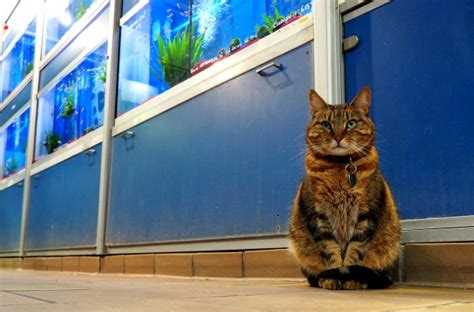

344,1,474,219
0,182,24,252
27,145,102,250
107,43,314,245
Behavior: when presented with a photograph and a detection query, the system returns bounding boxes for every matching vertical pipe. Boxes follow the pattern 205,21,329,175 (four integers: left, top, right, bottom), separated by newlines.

18,1,46,257
95,0,122,255
313,0,345,104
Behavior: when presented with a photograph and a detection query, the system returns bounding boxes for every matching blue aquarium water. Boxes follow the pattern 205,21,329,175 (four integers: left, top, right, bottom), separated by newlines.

117,0,312,115
0,107,30,179
35,42,107,159
0,19,36,103
43,0,98,57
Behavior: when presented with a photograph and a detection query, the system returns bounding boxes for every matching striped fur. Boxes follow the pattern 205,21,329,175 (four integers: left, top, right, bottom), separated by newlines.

289,87,400,290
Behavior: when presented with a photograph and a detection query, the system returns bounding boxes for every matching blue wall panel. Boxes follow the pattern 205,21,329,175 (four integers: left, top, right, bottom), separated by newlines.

344,0,474,219
27,145,102,250
0,183,23,251
107,43,313,245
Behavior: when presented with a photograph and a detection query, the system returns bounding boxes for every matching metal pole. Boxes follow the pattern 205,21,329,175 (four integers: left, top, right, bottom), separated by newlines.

18,1,46,257
313,0,345,104
95,0,122,255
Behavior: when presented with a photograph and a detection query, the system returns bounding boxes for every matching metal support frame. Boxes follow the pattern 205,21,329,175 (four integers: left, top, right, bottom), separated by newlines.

18,2,46,257
95,0,122,255
313,0,345,104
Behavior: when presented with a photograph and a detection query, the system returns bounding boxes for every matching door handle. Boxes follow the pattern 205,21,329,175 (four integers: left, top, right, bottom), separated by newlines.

121,131,135,140
256,62,282,76
84,149,96,156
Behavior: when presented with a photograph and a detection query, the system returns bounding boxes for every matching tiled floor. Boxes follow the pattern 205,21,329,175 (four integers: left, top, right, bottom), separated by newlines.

0,270,473,311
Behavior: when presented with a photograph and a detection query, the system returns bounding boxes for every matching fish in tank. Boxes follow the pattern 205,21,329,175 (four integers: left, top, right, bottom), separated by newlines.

0,19,36,103
35,42,107,159
117,0,312,116
0,107,30,179
43,0,100,57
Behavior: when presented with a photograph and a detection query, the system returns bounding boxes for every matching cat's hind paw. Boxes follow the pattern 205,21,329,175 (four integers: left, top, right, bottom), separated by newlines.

318,278,341,290
342,280,368,290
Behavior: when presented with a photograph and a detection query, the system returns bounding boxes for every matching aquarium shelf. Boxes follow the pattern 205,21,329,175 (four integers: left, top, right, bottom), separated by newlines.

0,17,36,105
30,126,102,176
0,74,33,111
35,40,107,161
0,170,25,191
116,0,313,116
40,0,109,69
113,13,313,137
0,105,30,183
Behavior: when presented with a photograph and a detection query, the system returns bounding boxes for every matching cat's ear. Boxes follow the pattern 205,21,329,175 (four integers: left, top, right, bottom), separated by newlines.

350,86,371,114
309,89,327,115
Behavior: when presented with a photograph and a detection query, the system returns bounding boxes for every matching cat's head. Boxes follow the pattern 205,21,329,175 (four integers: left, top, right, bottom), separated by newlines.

306,87,375,157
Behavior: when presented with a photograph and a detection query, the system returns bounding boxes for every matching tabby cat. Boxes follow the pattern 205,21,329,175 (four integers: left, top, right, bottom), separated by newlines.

289,87,400,290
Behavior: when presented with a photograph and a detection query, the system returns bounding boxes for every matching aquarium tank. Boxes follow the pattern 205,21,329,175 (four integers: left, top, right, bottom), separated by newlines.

43,0,101,57
0,19,36,103
35,43,108,159
0,107,30,179
117,0,312,115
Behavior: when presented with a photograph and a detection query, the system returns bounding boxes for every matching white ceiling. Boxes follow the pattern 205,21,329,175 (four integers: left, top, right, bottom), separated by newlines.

0,0,20,24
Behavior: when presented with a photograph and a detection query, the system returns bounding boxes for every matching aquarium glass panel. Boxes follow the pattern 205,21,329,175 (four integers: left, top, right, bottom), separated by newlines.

122,0,141,16
191,0,312,75
117,0,191,115
35,43,108,159
117,0,311,115
0,19,36,103
0,107,30,179
43,0,100,57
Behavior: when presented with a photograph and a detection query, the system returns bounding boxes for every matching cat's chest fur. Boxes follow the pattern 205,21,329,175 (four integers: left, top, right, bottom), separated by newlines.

317,185,361,252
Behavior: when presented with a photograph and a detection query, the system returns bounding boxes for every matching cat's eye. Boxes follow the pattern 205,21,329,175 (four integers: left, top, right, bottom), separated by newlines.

320,121,332,131
346,119,358,130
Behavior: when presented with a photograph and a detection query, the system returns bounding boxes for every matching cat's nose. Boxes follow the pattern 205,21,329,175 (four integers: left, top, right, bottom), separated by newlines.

334,136,343,143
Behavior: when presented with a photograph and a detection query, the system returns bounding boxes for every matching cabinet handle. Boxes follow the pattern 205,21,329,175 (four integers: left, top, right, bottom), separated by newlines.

17,181,24,186
256,62,282,76
33,174,40,179
121,131,135,140
84,149,96,156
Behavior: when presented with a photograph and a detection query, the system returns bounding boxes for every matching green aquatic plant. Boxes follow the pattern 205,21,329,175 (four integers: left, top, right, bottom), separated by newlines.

256,0,283,38
83,126,95,135
95,61,107,84
76,0,87,20
155,25,204,87
4,158,19,175
44,132,62,154
256,25,272,39
263,0,284,31
58,82,76,119
25,62,34,75
229,38,241,52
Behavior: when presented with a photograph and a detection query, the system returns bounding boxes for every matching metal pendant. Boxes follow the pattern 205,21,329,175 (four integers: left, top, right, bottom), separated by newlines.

345,158,358,188
347,172,357,187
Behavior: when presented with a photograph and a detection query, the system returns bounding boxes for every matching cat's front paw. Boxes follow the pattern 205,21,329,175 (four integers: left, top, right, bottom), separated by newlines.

318,278,341,290
342,280,368,290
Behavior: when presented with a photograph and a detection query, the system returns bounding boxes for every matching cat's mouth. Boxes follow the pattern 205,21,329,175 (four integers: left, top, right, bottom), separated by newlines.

328,141,353,156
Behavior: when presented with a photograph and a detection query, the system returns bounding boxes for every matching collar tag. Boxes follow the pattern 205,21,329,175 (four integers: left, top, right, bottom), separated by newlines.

345,157,358,187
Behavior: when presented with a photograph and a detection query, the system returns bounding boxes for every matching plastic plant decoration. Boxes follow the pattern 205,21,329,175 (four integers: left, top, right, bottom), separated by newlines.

75,0,88,21
4,158,19,176
44,132,62,154
95,61,107,84
154,25,204,87
229,38,241,53
25,62,34,76
256,0,283,38
58,81,76,119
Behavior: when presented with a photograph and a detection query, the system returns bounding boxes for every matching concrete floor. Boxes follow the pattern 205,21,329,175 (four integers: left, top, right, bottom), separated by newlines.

0,270,473,312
